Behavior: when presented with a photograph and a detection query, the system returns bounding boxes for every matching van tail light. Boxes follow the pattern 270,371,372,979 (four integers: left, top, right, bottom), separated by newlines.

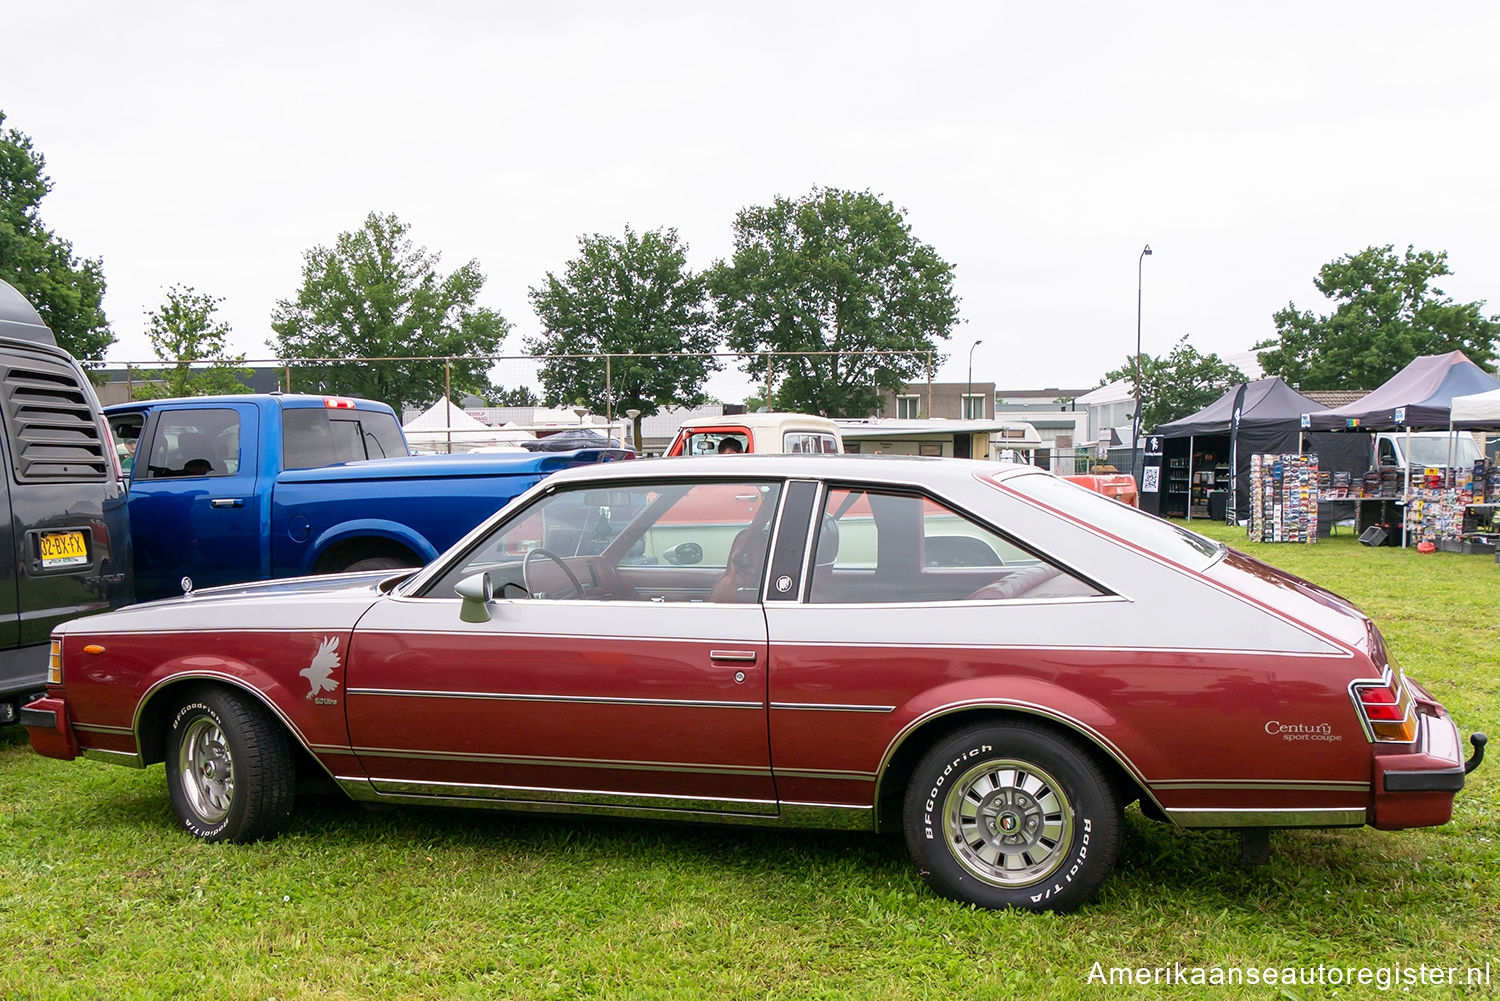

48,639,63,685
1351,670,1417,743
100,415,124,480
324,396,356,409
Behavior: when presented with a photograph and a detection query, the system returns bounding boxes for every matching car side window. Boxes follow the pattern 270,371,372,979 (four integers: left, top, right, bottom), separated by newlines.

809,487,1102,603
784,432,838,454
140,409,240,479
422,480,783,602
1377,438,1398,466
109,413,144,474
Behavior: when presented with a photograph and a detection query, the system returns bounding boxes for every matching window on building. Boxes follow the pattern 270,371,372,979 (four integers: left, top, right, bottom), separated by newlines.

897,395,921,419
961,394,984,420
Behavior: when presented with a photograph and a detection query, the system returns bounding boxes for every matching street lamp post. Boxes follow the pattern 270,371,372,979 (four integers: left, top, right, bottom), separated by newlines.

966,340,983,420
1131,245,1152,462
625,408,641,454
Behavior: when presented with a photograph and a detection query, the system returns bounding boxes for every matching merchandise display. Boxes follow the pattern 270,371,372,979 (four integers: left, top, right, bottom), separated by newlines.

1249,453,1317,543
1404,462,1494,547
1158,443,1228,518
1405,489,1470,543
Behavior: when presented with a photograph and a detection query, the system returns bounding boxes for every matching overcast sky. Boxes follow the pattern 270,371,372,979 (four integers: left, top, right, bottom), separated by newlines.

6,1,1499,400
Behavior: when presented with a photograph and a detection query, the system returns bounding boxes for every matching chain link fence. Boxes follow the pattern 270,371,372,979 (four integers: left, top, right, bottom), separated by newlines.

111,350,1127,475
113,350,943,422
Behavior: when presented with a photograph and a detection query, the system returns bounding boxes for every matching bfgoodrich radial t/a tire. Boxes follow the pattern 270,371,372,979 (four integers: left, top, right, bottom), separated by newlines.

165,687,295,843
903,722,1122,912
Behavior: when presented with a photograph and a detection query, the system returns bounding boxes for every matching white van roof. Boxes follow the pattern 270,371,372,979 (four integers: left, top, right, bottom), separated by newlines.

678,412,839,435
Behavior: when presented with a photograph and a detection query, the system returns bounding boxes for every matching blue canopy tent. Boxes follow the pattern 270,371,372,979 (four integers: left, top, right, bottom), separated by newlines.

1304,351,1500,432
1302,352,1500,545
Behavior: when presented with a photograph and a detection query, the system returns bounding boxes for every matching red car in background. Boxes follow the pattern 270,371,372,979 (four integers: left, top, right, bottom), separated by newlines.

24,455,1484,911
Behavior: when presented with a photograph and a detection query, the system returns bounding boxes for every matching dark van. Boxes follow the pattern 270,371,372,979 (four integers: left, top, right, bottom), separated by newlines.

1,279,132,722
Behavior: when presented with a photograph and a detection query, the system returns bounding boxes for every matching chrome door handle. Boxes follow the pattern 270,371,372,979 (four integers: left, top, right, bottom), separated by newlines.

210,498,245,508
709,649,757,664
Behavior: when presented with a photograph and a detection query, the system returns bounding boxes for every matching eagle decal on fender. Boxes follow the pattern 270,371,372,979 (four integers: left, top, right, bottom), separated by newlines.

300,636,342,701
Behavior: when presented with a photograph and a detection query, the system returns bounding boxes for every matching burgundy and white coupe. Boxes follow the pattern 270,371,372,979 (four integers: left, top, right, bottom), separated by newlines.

25,455,1485,911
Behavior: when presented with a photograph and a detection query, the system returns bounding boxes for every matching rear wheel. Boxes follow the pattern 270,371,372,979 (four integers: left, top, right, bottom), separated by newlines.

165,688,295,843
903,722,1121,912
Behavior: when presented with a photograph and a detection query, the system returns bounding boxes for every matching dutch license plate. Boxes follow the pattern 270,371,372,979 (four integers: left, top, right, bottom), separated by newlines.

39,530,89,569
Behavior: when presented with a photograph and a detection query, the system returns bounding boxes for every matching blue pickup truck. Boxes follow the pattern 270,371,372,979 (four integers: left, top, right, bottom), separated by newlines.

105,394,630,601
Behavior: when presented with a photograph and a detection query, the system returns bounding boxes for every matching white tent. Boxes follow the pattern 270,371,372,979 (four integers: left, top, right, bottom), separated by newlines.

403,397,532,453
1451,388,1500,429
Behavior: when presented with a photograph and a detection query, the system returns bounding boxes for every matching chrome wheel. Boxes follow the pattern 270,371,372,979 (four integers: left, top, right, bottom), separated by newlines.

943,757,1073,888
177,715,234,826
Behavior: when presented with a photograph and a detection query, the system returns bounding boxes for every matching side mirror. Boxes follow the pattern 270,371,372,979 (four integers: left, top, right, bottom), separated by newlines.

663,541,703,566
456,572,494,623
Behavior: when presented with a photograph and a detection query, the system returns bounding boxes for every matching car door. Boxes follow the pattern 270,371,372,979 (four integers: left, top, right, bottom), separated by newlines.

124,403,261,598
342,478,784,818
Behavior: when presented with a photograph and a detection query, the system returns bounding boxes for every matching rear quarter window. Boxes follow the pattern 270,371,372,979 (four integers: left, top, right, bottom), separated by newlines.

283,407,406,468
0,355,109,483
992,470,1223,569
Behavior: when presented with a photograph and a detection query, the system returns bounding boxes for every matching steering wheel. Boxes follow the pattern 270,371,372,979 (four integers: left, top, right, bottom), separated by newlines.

522,548,585,599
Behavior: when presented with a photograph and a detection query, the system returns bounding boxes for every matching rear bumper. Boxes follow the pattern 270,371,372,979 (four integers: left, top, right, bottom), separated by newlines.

1370,711,1470,830
21,695,79,760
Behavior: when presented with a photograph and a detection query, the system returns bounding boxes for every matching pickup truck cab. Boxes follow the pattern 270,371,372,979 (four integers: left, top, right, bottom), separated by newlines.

666,413,842,456
107,394,630,601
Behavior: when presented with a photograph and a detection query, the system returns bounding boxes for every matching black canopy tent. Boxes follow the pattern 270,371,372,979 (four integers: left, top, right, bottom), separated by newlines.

1148,378,1367,521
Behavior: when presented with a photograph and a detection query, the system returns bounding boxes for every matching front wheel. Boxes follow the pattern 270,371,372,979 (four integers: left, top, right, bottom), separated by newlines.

903,722,1121,912
165,687,295,843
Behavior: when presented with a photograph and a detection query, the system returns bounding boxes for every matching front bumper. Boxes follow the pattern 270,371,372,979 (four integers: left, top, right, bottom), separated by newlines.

1370,710,1477,830
21,696,79,760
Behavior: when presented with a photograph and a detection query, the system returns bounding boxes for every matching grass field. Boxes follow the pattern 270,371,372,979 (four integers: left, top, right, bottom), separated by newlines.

2,523,1496,1000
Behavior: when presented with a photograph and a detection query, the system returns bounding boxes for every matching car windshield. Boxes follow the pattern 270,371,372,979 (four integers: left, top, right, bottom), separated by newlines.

991,470,1224,568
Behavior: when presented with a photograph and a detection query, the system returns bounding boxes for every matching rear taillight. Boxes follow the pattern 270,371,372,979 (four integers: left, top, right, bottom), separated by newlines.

1351,669,1417,742
47,639,63,685
324,396,356,409
100,414,124,480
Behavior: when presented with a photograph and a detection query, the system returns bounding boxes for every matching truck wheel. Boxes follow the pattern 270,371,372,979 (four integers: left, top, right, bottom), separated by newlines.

903,722,1121,912
342,555,416,572
165,688,295,843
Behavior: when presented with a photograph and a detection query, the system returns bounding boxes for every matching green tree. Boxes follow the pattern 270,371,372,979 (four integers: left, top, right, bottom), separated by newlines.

1102,336,1247,431
270,212,509,414
526,226,718,450
708,187,958,417
0,110,112,361
488,385,540,407
1257,244,1499,390
129,285,251,400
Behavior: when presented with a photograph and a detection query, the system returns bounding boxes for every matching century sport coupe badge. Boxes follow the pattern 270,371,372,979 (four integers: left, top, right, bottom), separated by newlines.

300,636,342,702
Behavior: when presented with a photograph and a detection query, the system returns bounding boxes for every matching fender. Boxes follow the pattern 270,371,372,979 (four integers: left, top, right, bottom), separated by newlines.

131,663,359,784
872,677,1166,822
303,519,441,574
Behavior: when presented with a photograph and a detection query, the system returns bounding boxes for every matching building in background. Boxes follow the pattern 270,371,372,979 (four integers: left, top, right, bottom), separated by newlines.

877,383,1091,470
